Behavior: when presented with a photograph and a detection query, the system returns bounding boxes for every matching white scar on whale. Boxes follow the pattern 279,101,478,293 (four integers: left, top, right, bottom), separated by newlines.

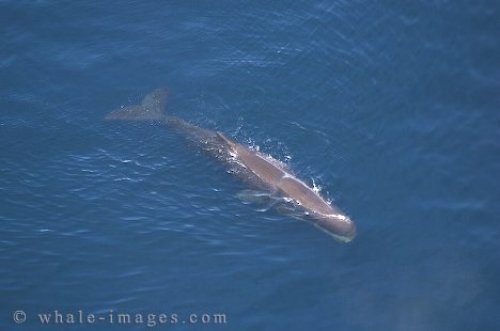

107,88,356,242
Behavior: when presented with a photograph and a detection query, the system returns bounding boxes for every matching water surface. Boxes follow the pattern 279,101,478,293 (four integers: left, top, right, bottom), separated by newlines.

1,1,499,330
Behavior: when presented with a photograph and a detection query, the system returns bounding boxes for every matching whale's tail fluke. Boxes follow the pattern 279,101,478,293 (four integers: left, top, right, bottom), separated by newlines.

106,88,168,121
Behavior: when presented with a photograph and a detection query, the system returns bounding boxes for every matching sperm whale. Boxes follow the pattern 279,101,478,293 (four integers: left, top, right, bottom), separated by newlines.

106,88,356,242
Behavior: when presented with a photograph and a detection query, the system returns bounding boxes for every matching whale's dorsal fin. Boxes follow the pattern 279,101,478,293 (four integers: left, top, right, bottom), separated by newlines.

216,132,236,151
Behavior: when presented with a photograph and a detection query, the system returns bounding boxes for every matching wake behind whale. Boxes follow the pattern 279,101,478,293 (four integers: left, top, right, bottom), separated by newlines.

107,88,356,242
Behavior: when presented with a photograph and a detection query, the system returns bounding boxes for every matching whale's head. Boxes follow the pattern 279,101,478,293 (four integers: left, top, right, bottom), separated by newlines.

310,212,357,243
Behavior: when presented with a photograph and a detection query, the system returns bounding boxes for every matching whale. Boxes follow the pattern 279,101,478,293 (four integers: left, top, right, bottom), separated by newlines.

106,88,356,242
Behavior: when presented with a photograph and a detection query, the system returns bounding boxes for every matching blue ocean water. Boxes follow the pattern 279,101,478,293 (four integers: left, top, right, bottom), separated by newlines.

1,1,499,330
